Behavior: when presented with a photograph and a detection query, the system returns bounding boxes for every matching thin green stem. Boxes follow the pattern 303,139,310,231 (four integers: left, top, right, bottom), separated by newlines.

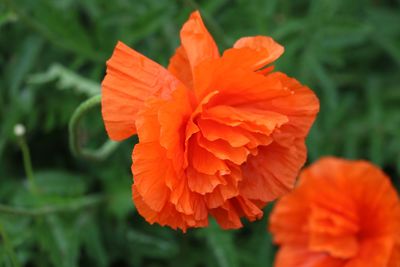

0,223,21,267
0,194,105,216
69,95,119,161
16,136,37,194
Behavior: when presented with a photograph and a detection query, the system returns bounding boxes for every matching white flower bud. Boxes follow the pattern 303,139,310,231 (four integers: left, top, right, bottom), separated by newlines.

14,124,26,137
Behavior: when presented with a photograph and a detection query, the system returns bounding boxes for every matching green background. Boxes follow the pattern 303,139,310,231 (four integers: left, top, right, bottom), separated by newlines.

0,0,399,266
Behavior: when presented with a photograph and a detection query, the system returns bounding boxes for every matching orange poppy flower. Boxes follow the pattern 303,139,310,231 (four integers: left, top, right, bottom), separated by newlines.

269,157,400,267
101,10,319,231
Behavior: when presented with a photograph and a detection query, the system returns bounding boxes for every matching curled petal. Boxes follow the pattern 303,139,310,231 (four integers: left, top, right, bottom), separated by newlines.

188,136,230,175
198,119,251,147
202,105,288,135
204,169,240,209
233,36,284,68
186,166,225,194
214,36,283,77
169,178,207,218
197,134,250,165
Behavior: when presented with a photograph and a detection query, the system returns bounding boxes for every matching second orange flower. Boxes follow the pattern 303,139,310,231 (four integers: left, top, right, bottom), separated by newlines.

101,11,320,231
270,157,400,267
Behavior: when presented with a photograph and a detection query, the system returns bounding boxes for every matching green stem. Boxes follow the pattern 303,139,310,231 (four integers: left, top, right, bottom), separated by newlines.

69,95,119,161
16,136,37,194
0,223,21,267
0,195,105,216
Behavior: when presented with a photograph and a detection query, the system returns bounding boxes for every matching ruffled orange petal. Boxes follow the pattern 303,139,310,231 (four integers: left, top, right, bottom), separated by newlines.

303,158,399,234
209,196,263,230
197,134,250,165
308,204,360,259
186,166,224,194
168,177,208,218
204,166,240,208
193,59,287,103
135,98,163,143
132,89,209,230
309,231,359,259
133,185,208,232
197,119,251,147
168,46,193,88
202,105,288,135
303,158,400,265
271,157,400,266
266,72,320,117
259,72,320,140
269,183,309,246
102,41,180,141
132,126,209,230
233,196,263,222
188,136,229,175
210,201,243,229
234,36,284,62
157,86,193,171
241,139,307,203
169,10,219,89
220,36,283,72
131,142,171,211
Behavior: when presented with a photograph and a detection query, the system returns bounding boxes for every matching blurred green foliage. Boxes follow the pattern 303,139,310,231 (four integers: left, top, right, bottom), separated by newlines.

0,0,399,266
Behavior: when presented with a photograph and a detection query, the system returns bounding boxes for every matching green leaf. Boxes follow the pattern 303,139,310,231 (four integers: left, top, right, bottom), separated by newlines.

33,170,88,197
